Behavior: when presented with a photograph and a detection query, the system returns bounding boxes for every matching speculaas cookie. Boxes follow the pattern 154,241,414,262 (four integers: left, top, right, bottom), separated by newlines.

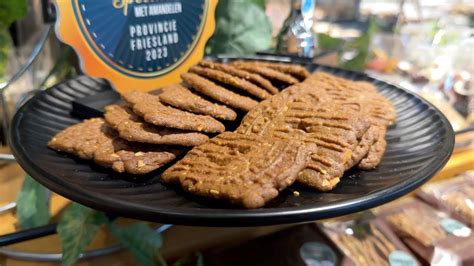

122,91,225,133
161,132,316,208
358,126,387,170
48,118,108,160
303,73,393,170
198,60,279,94
231,61,300,85
189,65,271,100
48,118,180,174
104,104,209,146
233,60,311,80
353,80,379,94
236,81,375,191
344,125,379,169
158,84,237,121
181,72,258,111
93,135,180,175
305,72,396,127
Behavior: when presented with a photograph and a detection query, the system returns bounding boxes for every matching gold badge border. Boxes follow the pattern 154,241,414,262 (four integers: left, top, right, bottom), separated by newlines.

54,0,218,92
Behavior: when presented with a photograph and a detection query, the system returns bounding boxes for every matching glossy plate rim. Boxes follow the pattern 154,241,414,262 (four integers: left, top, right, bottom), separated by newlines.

10,59,454,226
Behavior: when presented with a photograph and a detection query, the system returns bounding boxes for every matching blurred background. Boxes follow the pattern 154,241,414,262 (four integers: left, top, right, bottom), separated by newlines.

2,0,472,132
0,0,473,265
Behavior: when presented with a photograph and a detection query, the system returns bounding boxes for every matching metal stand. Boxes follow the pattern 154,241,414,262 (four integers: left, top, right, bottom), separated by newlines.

0,223,171,262
0,25,52,215
0,25,174,262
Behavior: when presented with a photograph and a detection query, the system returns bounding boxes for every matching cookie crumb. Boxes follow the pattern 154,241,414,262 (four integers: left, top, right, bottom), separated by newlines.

293,191,300,197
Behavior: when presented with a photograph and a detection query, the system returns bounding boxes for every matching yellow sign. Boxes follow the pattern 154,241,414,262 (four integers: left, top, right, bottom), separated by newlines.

55,0,217,92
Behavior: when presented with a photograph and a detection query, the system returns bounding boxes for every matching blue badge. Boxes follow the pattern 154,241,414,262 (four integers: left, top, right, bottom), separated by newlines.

388,250,418,266
301,0,314,15
300,241,337,266
441,218,471,237
72,0,208,78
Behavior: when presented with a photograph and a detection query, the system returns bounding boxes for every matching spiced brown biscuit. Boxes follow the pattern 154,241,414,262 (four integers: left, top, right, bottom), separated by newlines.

181,72,258,111
305,72,396,127
237,87,372,191
353,81,379,94
199,60,279,94
231,61,300,85
239,78,392,190
48,118,179,174
264,62,311,80
295,125,372,191
301,73,396,130
237,89,370,149
48,118,109,160
161,132,317,208
233,60,311,80
345,125,379,169
122,91,225,133
104,104,209,146
276,107,370,191
358,127,387,169
159,84,237,121
237,92,290,135
302,73,394,169
189,66,271,100
236,72,393,191
93,136,180,175
295,75,394,185
270,127,352,191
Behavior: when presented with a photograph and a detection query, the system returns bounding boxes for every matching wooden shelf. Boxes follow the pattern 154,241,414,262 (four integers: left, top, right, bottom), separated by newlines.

1,146,472,265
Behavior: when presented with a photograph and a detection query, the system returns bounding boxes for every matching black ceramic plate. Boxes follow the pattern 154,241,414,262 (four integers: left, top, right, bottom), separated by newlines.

10,60,454,226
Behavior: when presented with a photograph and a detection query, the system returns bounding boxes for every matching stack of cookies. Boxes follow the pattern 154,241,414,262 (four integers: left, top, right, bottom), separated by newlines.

49,60,395,208
48,60,309,175
162,72,396,208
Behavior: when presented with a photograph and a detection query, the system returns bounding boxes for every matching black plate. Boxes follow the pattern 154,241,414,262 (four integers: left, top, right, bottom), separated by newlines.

10,62,454,226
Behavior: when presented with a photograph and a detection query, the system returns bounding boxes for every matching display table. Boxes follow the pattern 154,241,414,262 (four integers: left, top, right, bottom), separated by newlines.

1,142,471,265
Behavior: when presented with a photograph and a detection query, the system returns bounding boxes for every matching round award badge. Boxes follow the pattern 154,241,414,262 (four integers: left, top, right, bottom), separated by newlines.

55,0,217,92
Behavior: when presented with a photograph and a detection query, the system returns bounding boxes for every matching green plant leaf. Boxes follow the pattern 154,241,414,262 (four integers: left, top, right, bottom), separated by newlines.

252,0,266,9
0,0,27,27
317,33,343,50
39,46,74,89
15,175,50,230
196,252,205,266
0,0,27,78
172,252,204,266
57,203,107,266
206,0,272,55
109,222,166,266
338,39,369,71
338,17,378,71
0,28,11,79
